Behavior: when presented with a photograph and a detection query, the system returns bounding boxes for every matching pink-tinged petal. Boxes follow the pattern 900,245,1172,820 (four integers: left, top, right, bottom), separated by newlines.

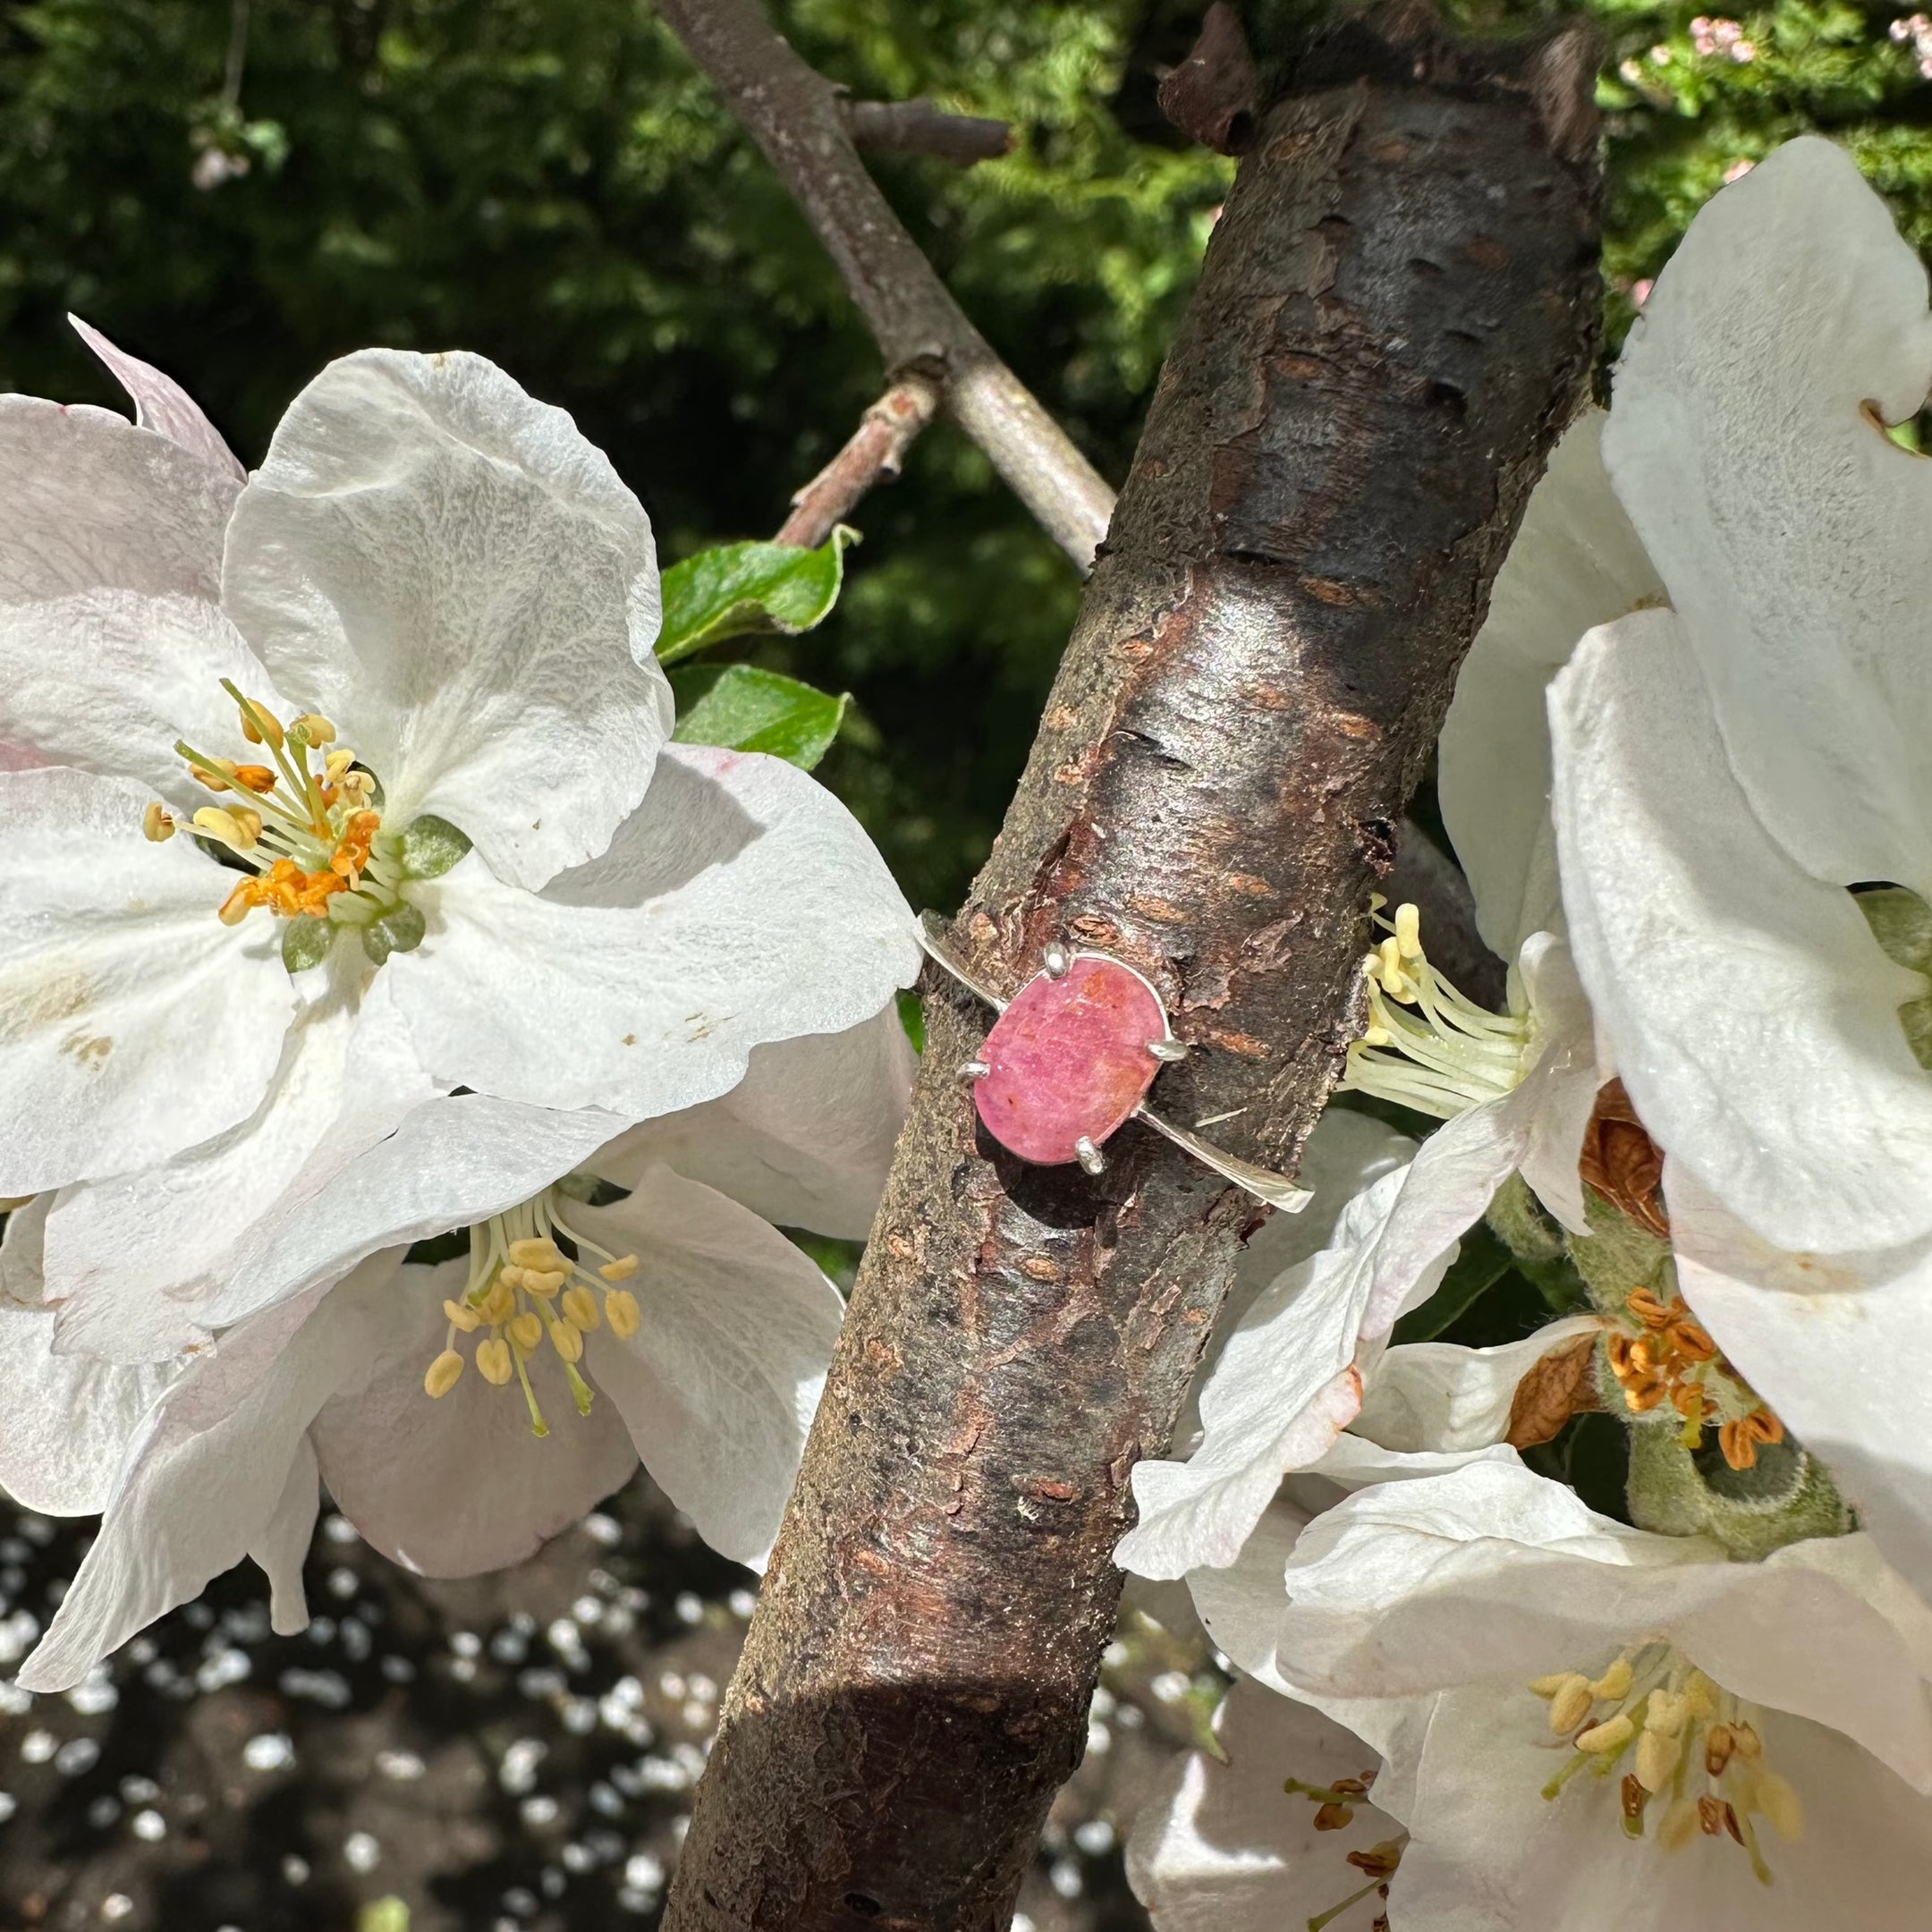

310,1259,638,1579
70,315,247,482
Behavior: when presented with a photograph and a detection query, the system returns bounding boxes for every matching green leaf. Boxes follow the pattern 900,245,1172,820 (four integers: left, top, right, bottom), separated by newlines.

282,914,336,975
671,664,850,771
360,900,428,965
1391,1222,1517,1344
656,529,856,665
393,812,472,879
896,987,926,1055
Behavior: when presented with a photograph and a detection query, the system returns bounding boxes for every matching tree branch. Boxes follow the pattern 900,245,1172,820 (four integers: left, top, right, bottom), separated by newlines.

840,97,1013,165
656,0,1115,572
775,374,941,550
665,11,1601,1926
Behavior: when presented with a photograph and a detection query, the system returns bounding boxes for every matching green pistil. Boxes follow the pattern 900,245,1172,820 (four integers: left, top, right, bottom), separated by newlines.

564,1361,597,1417
511,1336,550,1440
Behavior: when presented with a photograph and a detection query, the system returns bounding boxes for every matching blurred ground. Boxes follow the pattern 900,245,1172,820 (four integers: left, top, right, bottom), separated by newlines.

0,1475,1223,1931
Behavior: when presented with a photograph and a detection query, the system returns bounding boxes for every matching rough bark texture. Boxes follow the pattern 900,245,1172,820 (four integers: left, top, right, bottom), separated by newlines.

665,21,1600,1930
656,0,1115,571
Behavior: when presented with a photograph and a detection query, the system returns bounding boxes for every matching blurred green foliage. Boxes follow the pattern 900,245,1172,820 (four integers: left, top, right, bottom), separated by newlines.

4,0,1930,907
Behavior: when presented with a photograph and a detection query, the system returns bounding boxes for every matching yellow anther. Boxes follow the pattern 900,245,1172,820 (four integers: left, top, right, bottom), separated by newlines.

1682,1671,1718,1721
232,764,279,795
508,1311,543,1355
1589,1658,1634,1701
1733,1723,1763,1761
1706,1724,1736,1776
1576,1714,1637,1756
231,808,263,842
508,1238,563,1270
1361,1023,1392,1048
599,1253,640,1282
547,1319,584,1365
1635,1724,1681,1794
561,1284,600,1332
1753,1770,1803,1842
191,756,239,792
476,1280,514,1325
476,1337,513,1385
496,1263,525,1291
1542,1674,1593,1733
217,881,256,926
522,1268,568,1300
1644,1689,1688,1739
237,699,285,748
444,1298,481,1334
1659,1797,1700,1852
141,802,175,843
192,806,257,852
1394,902,1422,959
1377,936,1403,982
606,1289,641,1338
293,714,337,746
423,1349,464,1399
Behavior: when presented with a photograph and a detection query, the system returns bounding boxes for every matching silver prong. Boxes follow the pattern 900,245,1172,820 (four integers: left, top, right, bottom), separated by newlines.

915,911,1007,1011
1134,1103,1312,1212
957,1059,991,1082
1074,1135,1106,1176
1147,1038,1189,1063
1042,940,1070,979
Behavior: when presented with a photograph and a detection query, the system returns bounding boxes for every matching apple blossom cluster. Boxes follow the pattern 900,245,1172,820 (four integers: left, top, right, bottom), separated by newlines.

0,329,921,1690
1123,137,1932,1929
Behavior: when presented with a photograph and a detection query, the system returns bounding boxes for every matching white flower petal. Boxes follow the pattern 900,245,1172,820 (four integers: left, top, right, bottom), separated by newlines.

1551,608,1932,1251
1272,1459,1932,1789
1351,1317,1605,1454
0,1191,173,1513
395,745,919,1117
0,767,297,1197
44,962,439,1363
0,391,235,603
1605,137,1932,894
1385,1683,1932,1932
594,1003,915,1239
16,1255,397,1692
167,1097,631,1339
1127,1680,1400,1932
251,1432,320,1636
0,590,280,808
224,349,670,889
70,315,247,482
1440,410,1663,956
309,1258,639,1578
1513,934,1603,1237
1668,1158,1932,1603
564,1165,847,1568
1118,1162,1452,1580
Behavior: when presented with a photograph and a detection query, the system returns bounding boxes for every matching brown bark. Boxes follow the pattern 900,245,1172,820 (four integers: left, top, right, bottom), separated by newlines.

776,377,942,550
841,97,1013,165
665,15,1601,1929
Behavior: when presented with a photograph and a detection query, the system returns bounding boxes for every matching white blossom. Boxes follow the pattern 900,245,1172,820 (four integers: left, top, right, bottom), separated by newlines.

0,326,917,1360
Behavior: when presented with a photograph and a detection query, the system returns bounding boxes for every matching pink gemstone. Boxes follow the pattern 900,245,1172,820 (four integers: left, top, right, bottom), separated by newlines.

974,954,1168,1165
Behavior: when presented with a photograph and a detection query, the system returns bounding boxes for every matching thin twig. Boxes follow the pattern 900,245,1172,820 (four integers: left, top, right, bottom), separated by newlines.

840,97,1013,165
775,374,942,549
657,0,1115,573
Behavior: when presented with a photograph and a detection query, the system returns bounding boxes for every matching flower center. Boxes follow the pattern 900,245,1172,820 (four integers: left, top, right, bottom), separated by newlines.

1338,902,1534,1120
1530,1643,1802,1884
1280,1768,1406,1932
143,683,470,970
1605,1284,1785,1470
419,1188,643,1438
